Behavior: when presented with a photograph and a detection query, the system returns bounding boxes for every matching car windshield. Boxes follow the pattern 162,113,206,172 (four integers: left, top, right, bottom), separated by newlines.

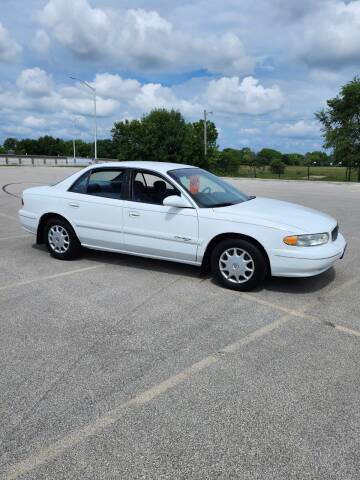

168,168,249,208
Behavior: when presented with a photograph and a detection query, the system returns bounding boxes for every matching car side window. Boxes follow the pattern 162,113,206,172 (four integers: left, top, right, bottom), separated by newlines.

132,171,180,205
69,173,89,194
70,169,126,199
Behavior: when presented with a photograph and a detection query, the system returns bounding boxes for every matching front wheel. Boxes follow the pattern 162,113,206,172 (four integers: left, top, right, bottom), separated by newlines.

211,238,267,291
45,218,81,260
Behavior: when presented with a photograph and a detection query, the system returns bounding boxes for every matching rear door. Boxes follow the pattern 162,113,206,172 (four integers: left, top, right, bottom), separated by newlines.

65,167,129,251
123,169,199,263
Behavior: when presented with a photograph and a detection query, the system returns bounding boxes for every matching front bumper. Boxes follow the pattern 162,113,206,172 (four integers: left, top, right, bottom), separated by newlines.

270,233,347,277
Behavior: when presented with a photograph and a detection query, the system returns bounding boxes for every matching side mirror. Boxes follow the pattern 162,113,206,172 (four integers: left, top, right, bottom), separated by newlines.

163,195,193,209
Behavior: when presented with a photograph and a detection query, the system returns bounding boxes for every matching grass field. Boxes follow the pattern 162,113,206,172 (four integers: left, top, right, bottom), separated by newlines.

237,165,359,182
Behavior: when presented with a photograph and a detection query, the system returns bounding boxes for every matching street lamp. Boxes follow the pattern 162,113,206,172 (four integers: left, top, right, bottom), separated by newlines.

204,110,213,159
69,76,97,161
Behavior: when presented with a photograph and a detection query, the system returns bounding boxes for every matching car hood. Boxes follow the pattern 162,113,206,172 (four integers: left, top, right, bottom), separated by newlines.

212,197,337,234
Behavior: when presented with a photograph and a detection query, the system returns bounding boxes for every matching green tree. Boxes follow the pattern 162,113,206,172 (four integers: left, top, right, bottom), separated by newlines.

3,138,18,152
184,119,218,169
305,151,329,166
239,147,256,164
257,148,282,166
112,109,218,168
37,136,66,156
112,119,145,161
270,159,285,175
97,139,117,159
282,153,305,165
316,76,360,181
15,138,39,155
209,149,239,176
141,109,188,163
76,140,92,158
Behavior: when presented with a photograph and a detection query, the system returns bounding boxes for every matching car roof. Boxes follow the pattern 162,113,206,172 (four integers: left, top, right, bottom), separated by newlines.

94,161,196,175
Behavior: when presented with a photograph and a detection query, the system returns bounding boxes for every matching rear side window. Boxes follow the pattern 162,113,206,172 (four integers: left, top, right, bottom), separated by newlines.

69,169,127,199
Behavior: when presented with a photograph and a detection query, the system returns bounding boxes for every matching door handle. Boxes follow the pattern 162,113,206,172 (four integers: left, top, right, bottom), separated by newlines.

69,202,79,208
174,235,191,242
129,211,141,217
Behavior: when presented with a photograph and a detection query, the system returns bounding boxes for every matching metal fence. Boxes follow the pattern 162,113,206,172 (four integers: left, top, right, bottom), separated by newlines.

235,164,359,182
0,155,118,167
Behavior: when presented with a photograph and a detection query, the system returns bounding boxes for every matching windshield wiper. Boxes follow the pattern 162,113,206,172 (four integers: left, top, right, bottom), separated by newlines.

211,202,235,208
247,195,256,201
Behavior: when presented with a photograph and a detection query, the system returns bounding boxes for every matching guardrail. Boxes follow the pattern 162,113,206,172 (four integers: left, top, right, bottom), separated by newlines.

0,155,118,167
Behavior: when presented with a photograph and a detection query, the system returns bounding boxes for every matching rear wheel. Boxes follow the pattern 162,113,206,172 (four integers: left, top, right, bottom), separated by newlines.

211,238,267,291
45,218,81,260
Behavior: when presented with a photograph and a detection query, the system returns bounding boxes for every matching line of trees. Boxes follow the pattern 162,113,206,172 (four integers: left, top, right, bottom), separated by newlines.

0,136,115,159
0,105,352,177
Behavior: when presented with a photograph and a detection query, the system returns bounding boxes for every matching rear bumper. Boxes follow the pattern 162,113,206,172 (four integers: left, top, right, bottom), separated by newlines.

270,233,347,277
19,209,38,234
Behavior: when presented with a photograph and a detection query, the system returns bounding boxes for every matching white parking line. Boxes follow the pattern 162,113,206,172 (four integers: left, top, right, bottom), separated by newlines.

0,234,31,241
0,265,104,293
326,275,360,297
2,261,360,478
334,324,360,337
0,212,16,219
3,314,293,480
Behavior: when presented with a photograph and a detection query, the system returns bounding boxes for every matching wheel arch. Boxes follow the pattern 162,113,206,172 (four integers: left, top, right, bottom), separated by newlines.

201,232,271,275
36,212,78,244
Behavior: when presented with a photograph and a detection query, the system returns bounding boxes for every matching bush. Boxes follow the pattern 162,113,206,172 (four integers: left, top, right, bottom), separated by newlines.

270,159,286,175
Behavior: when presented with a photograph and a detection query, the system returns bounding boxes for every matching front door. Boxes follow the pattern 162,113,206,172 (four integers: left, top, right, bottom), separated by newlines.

65,167,129,251
123,169,199,264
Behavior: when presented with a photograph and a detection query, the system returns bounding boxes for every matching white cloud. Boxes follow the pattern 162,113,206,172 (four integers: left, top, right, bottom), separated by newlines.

32,29,51,55
0,22,22,62
39,0,111,59
271,0,328,20
23,116,47,128
38,0,253,74
291,1,360,68
0,68,119,118
16,68,53,97
239,127,260,135
0,68,204,126
92,73,141,100
131,83,203,116
274,120,320,138
60,94,119,117
207,76,284,115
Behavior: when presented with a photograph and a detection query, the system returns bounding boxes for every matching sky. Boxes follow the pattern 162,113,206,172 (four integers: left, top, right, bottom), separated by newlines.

0,0,359,153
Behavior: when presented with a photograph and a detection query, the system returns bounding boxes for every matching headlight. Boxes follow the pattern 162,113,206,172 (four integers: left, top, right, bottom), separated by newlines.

283,233,329,247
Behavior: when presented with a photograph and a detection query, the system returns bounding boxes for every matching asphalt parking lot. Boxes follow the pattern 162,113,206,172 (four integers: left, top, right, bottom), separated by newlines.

0,166,360,480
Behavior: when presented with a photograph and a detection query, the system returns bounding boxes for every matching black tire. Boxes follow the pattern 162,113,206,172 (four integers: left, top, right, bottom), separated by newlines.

44,217,82,260
211,238,267,291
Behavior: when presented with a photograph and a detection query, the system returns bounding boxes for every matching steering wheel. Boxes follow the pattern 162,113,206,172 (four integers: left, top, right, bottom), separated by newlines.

201,186,211,194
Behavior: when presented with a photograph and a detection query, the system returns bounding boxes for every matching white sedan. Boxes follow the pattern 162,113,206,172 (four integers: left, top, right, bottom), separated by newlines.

19,161,347,291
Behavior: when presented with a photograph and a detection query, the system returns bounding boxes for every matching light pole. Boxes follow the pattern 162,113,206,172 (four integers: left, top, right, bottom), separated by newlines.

204,110,213,159
69,76,97,161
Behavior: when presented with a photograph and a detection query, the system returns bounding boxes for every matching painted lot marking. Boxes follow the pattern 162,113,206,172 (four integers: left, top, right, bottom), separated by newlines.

334,324,360,337
4,274,360,479
0,234,31,242
0,212,17,220
2,314,292,480
325,322,360,338
0,265,104,293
